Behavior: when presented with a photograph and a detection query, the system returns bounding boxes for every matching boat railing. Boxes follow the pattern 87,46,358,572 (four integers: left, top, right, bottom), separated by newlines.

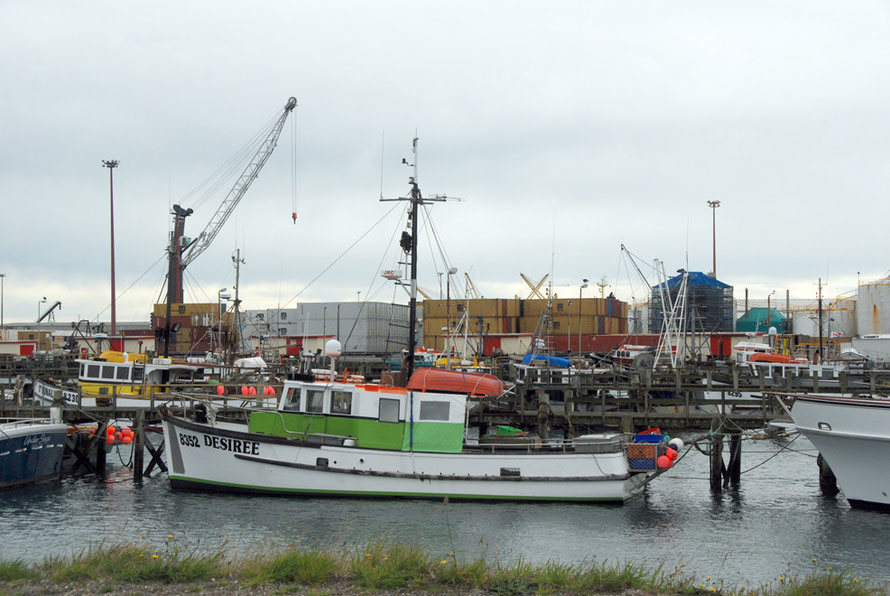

470,435,625,455
0,417,61,429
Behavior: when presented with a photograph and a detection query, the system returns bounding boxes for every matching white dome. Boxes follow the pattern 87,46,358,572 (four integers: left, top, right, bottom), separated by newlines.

325,339,342,357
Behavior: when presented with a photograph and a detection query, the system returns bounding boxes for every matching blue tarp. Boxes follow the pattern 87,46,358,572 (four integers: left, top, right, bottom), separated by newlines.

652,271,730,291
521,354,571,367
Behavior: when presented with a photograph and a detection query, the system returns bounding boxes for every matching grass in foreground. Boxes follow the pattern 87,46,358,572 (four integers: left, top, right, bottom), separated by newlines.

0,539,882,595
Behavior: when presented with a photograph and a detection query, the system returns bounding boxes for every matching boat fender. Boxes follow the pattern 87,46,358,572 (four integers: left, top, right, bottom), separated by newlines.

195,403,208,423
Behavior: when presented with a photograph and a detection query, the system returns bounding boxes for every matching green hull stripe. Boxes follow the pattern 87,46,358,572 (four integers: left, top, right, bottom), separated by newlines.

169,476,629,502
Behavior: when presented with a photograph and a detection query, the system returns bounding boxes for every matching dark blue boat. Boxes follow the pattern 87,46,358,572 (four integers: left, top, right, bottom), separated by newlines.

0,419,67,489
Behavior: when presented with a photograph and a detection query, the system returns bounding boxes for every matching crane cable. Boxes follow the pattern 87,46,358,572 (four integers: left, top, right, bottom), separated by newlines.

290,108,298,223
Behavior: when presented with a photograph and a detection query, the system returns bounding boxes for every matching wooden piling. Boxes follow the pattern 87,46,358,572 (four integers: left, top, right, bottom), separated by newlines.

95,421,107,478
727,429,741,486
134,410,145,482
709,432,724,492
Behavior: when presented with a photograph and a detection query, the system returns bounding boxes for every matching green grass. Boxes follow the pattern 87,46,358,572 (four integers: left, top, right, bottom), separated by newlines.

0,540,884,595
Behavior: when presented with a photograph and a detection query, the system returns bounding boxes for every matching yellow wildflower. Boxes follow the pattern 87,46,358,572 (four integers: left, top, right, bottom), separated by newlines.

441,560,448,565
167,535,173,539
153,554,159,559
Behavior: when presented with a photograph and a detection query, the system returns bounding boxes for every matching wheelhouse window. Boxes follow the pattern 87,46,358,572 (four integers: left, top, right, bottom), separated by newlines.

331,390,352,415
378,398,400,423
87,364,100,379
133,367,144,381
115,367,130,381
80,364,86,377
419,401,450,421
101,366,115,380
306,389,324,413
282,387,300,411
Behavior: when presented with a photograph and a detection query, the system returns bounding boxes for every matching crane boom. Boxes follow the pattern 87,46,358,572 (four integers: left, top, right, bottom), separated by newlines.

161,96,296,356
181,96,297,269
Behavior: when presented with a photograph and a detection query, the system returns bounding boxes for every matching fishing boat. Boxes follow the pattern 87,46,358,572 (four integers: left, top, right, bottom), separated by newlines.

160,150,674,502
32,350,279,409
790,393,890,510
0,417,67,489
75,351,215,397
160,353,661,501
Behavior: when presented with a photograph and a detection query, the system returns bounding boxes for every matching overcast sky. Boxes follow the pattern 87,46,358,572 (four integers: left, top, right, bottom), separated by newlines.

2,1,889,325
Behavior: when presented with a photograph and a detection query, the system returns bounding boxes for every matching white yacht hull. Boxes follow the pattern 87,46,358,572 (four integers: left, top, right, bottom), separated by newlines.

161,412,651,503
791,394,890,510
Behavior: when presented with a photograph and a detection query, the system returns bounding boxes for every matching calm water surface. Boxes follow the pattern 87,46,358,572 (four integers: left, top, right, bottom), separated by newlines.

2,433,890,589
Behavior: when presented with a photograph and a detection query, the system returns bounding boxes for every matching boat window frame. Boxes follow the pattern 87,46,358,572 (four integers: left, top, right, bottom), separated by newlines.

330,390,352,415
101,365,115,380
378,397,400,423
87,364,100,379
282,387,300,412
115,366,130,381
419,400,450,421
305,388,325,413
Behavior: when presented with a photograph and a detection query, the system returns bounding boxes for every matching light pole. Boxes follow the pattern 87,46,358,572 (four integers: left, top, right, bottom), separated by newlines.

579,278,588,354
707,200,721,277
217,288,229,354
766,290,776,330
37,296,47,352
103,160,119,337
0,273,5,339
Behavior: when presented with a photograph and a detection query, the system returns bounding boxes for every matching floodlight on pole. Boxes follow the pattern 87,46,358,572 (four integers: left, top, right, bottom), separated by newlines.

707,200,721,278
579,279,589,354
103,160,119,337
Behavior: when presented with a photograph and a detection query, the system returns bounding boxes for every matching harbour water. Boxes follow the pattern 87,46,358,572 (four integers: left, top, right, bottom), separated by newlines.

2,433,890,589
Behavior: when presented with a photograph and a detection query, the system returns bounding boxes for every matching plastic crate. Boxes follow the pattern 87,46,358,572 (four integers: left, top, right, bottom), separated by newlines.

634,433,663,443
628,457,657,470
625,443,658,471
626,443,657,459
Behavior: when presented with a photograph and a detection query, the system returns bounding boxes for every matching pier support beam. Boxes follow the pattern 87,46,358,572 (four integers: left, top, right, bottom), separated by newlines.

133,410,145,482
95,421,107,478
709,432,725,492
727,429,742,486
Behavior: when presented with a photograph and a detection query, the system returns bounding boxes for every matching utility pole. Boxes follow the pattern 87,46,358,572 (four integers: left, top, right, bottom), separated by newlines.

818,277,824,363
0,273,5,338
103,160,119,338
707,200,721,277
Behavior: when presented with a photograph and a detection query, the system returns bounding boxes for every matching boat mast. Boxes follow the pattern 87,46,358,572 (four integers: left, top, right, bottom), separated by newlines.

381,137,449,380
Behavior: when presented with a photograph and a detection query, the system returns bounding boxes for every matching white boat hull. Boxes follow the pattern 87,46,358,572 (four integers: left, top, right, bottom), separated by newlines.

791,394,890,510
161,412,651,502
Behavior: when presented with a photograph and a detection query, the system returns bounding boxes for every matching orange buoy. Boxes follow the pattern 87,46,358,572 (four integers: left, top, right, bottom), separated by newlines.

666,447,678,460
106,426,116,436
249,386,257,395
216,385,226,396
106,436,115,445
241,385,249,395
122,435,133,445
656,455,672,469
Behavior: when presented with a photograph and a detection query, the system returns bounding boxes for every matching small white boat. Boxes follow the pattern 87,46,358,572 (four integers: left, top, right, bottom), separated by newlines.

790,393,890,510
0,417,67,489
